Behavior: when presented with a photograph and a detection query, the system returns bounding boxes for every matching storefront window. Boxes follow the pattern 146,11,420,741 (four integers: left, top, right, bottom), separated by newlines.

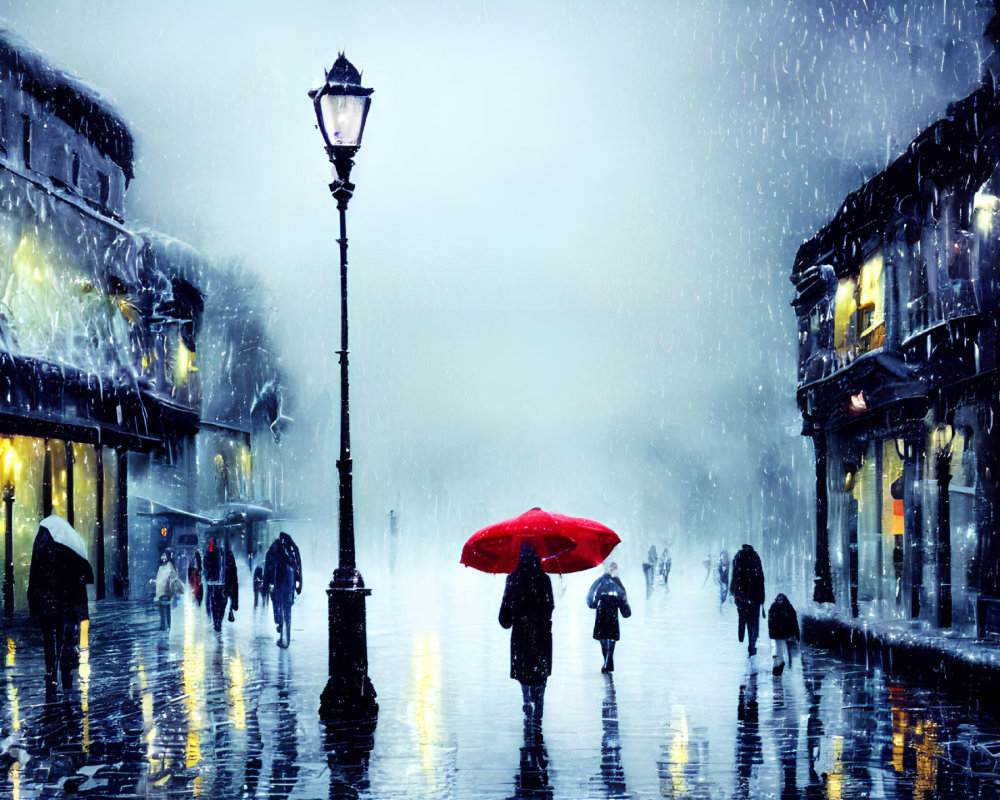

949,426,978,634
881,441,906,619
856,442,880,613
73,443,99,601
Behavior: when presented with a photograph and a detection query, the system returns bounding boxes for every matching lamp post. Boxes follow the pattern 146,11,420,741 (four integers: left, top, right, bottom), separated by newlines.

2,440,20,619
311,54,378,724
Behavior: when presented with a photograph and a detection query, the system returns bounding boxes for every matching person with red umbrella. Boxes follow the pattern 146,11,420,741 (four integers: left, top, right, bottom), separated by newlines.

499,543,554,729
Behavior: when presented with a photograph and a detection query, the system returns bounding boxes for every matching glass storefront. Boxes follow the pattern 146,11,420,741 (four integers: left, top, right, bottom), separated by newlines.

0,435,118,611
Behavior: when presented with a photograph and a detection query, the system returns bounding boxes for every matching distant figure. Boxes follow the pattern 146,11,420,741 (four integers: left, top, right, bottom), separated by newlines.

659,548,672,589
717,550,730,608
224,546,239,624
586,562,631,673
154,552,182,631
767,593,799,676
702,553,713,586
388,509,400,575
642,545,658,596
188,549,204,606
263,531,302,648
499,543,554,729
27,515,93,693
730,544,766,657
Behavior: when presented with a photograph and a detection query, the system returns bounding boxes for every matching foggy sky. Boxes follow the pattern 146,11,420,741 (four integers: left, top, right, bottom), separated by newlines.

0,0,990,566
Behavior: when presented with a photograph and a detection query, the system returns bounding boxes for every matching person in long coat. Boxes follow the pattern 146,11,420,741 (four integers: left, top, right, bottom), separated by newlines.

203,539,226,631
224,546,239,624
499,543,554,727
154,552,182,631
767,593,799,675
263,531,302,648
586,562,631,673
730,543,766,657
27,522,92,692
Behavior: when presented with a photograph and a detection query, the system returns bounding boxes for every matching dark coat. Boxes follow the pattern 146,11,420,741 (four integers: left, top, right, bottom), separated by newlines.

730,544,765,606
263,532,302,609
499,545,554,686
587,574,631,640
767,594,800,640
224,548,239,611
27,528,92,624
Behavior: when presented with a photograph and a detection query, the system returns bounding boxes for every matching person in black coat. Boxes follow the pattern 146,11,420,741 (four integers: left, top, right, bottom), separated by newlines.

586,562,631,673
263,531,302,648
767,593,799,676
730,543,765,657
499,543,554,728
27,524,93,693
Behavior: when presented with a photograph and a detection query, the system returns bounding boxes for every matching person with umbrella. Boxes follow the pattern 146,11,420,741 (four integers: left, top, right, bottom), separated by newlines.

499,543,554,729
463,508,621,728
586,561,631,673
27,515,93,693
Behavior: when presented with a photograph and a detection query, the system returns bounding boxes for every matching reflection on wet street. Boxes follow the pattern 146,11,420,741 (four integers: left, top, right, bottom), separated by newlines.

0,564,998,798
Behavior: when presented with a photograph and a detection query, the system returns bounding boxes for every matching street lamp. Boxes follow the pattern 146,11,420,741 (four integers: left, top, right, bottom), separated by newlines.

311,54,378,724
2,439,21,619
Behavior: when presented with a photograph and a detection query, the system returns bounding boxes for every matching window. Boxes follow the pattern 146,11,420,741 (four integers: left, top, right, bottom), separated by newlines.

98,171,110,205
71,152,80,187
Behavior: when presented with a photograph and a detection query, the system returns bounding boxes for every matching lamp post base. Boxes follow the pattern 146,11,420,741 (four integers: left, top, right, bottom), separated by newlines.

319,569,379,725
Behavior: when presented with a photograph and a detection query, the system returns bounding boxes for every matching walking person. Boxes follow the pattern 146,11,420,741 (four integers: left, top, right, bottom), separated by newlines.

154,552,183,631
642,545,658,596
767,593,799,676
203,539,226,632
188,549,204,607
224,545,239,625
499,543,554,729
717,550,730,609
586,562,631,673
730,543,766,657
263,531,302,648
27,515,93,694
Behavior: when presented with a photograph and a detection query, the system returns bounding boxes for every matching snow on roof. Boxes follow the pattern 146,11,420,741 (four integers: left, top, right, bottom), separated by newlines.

0,25,134,179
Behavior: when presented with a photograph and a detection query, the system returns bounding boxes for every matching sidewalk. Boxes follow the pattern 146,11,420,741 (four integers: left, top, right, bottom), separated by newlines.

802,601,1000,705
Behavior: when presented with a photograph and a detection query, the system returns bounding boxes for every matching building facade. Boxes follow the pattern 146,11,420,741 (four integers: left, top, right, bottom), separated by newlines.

0,29,284,613
791,75,1000,636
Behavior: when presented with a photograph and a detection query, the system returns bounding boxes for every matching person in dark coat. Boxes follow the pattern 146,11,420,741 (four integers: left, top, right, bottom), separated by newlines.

27,523,93,693
499,543,554,728
224,546,239,624
730,543,765,657
203,539,227,631
263,531,302,648
767,593,799,675
586,562,631,673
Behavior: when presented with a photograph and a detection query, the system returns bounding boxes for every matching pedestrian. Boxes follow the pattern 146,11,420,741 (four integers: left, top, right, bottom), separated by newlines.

767,593,799,676
642,545,658,596
188,549,204,606
224,546,239,624
730,543,766,657
253,563,267,610
659,547,672,589
203,539,226,631
154,552,183,631
717,550,730,608
499,543,554,729
27,515,93,694
586,561,631,673
263,531,302,647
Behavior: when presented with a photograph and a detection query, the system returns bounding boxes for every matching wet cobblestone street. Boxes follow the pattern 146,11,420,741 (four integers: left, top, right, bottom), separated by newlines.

1,563,998,799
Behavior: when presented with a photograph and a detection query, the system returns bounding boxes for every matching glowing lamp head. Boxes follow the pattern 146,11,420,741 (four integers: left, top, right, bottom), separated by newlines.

309,53,373,156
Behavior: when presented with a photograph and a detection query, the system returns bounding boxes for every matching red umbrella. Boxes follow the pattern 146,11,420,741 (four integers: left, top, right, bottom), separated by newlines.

461,507,620,574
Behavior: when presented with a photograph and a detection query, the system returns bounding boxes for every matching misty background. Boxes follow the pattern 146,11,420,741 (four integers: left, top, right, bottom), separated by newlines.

0,0,991,575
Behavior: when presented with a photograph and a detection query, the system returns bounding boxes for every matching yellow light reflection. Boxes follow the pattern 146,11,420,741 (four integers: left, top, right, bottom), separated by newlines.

914,720,939,800
409,631,441,774
667,705,689,797
181,594,204,790
826,734,844,800
975,191,998,237
6,637,15,668
229,648,246,730
79,620,90,754
10,761,18,800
